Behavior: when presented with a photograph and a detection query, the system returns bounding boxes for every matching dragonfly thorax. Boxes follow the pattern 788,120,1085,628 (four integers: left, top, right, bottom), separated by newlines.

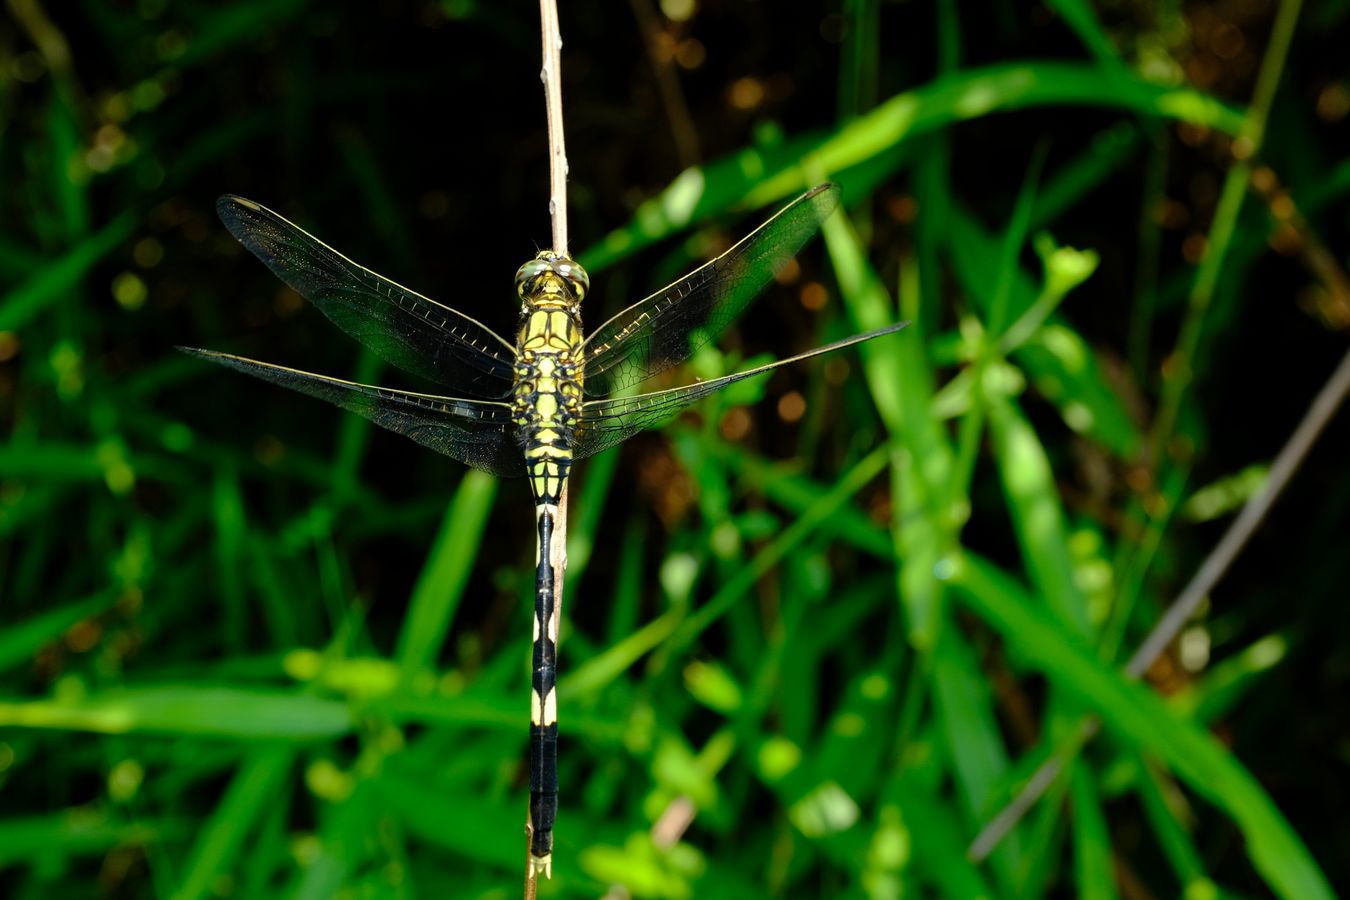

512,301,584,504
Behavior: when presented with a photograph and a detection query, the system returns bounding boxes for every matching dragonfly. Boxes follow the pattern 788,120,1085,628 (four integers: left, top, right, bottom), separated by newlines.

184,182,904,877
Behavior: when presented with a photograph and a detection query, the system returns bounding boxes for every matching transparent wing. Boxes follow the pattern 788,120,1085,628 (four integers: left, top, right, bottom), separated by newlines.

579,183,841,398
218,195,517,399
181,348,521,477
573,323,906,460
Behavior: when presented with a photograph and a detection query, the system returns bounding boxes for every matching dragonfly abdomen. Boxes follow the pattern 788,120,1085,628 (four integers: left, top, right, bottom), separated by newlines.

528,502,561,876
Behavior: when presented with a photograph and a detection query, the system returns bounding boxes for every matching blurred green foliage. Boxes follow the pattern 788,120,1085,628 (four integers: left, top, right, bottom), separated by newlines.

2,1,1349,898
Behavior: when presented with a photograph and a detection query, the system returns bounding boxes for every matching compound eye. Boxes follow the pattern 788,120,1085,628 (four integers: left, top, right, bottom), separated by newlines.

514,259,550,298
556,260,590,301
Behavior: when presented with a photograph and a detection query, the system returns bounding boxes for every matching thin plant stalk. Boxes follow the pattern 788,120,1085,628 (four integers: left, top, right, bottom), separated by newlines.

525,1,571,895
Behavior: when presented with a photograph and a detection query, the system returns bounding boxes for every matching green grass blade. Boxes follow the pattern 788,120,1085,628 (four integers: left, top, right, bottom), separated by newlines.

1070,762,1117,900
375,768,529,872
287,779,374,900
585,63,1240,275
951,552,1334,900
933,626,1024,892
0,213,136,331
171,747,293,900
0,811,181,871
395,470,497,676
709,439,892,559
747,62,1244,205
1045,0,1124,68
892,775,998,898
822,199,953,650
668,445,889,651
173,0,308,66
0,686,352,739
988,396,1092,636
1133,754,1214,895
212,467,248,652
0,589,120,674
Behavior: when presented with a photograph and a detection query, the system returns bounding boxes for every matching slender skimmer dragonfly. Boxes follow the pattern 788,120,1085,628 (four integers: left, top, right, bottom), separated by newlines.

184,182,904,876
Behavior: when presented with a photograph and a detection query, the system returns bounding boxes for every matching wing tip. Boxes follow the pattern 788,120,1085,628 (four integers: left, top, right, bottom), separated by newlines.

178,345,246,367
847,320,909,345
805,181,842,211
216,194,262,219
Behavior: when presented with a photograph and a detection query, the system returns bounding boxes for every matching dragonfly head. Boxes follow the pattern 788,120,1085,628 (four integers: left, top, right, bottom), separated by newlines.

515,251,589,312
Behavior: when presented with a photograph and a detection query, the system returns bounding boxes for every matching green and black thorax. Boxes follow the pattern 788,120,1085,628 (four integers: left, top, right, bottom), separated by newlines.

510,251,590,505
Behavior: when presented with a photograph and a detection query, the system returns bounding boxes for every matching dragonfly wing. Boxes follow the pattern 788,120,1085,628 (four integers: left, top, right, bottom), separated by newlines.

218,195,517,398
181,348,522,477
573,323,906,460
579,183,841,398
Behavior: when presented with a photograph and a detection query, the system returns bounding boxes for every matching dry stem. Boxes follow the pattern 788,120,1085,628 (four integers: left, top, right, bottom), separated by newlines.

525,0,571,894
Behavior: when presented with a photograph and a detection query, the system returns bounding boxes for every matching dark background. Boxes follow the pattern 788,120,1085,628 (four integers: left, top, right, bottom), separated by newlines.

2,1,1347,897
